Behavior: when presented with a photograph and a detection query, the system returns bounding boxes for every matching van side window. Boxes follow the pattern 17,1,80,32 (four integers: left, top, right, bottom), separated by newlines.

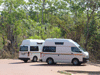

20,46,28,51
55,42,64,45
71,47,80,52
43,46,56,52
30,46,39,51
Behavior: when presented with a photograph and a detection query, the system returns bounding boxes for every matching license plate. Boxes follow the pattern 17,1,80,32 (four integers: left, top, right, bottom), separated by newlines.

21,53,26,55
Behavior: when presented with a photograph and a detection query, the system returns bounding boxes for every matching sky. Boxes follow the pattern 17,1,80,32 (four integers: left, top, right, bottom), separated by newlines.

0,3,4,11
0,0,28,11
0,7,2,11
0,0,100,12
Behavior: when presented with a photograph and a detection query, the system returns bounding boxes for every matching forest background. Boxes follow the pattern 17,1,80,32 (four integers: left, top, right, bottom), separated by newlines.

0,0,100,62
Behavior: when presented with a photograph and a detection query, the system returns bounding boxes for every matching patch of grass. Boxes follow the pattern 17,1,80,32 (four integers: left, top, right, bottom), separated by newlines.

0,50,19,59
58,71,72,75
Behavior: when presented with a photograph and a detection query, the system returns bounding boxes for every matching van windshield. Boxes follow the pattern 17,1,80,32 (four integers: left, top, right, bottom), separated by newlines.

79,46,86,52
20,46,28,51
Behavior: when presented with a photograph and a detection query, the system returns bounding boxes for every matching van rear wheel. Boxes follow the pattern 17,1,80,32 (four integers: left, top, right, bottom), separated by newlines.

32,56,37,62
23,60,28,63
72,59,80,65
47,58,54,65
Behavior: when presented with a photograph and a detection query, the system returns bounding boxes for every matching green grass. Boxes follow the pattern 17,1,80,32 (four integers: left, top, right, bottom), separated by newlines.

58,71,72,75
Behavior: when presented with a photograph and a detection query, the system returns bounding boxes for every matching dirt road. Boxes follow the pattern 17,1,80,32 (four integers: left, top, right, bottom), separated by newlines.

0,59,100,75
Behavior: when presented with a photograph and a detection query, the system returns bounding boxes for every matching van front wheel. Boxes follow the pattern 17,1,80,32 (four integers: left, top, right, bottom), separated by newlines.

47,58,54,65
72,59,80,65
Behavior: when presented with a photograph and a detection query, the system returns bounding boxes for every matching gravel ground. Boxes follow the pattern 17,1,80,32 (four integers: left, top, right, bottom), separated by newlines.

0,59,100,75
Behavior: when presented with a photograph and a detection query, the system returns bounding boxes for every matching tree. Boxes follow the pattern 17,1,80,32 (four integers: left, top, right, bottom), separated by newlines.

0,0,27,56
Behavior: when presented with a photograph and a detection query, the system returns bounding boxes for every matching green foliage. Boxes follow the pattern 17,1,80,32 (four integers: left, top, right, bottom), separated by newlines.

29,35,41,39
50,27,61,38
0,0,100,61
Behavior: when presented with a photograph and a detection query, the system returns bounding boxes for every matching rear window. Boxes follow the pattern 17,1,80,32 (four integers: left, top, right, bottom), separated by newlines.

30,46,39,51
20,46,28,51
43,46,56,52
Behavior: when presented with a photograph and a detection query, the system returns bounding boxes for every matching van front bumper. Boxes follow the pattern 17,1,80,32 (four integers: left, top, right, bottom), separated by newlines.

18,58,30,60
82,58,89,63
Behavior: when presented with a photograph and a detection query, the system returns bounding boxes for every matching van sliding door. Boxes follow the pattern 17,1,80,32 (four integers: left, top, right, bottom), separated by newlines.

56,47,71,63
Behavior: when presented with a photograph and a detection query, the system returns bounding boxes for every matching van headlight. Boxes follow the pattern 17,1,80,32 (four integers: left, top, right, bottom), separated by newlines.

83,55,89,58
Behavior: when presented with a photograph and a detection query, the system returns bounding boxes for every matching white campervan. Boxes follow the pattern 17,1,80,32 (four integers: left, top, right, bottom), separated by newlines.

41,38,89,65
19,39,44,62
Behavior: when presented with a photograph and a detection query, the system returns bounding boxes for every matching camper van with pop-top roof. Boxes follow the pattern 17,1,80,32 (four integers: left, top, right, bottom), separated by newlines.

19,39,44,62
41,38,89,65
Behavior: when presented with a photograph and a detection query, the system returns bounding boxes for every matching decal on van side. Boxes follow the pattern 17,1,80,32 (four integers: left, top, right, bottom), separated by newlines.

41,53,82,55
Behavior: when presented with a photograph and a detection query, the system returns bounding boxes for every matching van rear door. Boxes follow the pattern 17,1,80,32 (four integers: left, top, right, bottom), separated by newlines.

19,46,29,58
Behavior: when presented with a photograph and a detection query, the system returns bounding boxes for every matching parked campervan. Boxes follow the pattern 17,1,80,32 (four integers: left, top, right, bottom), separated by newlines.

41,38,89,65
19,39,44,62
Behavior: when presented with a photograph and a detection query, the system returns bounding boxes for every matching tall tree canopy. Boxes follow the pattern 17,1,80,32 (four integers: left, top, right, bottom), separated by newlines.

0,0,100,61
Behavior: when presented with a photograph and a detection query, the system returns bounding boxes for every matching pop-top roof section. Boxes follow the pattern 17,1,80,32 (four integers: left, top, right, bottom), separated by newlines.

45,38,73,42
21,39,44,46
44,38,80,47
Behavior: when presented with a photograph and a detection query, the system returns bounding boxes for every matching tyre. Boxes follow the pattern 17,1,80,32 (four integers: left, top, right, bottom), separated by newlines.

47,58,54,65
32,56,37,62
23,60,28,63
72,59,80,65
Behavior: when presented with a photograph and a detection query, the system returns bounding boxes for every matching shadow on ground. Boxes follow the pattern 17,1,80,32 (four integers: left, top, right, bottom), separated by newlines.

63,70,100,75
30,63,86,67
9,61,36,64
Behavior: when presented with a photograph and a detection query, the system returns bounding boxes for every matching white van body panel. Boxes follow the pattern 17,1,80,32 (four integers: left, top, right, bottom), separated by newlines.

41,38,89,64
19,45,29,58
19,39,44,61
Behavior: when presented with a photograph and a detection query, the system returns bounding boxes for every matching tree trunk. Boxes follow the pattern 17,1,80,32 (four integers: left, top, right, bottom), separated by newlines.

84,3,95,51
37,12,39,22
2,34,5,45
42,0,45,24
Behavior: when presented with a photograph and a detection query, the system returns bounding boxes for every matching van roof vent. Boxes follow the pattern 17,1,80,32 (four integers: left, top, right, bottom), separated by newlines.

37,42,43,44
55,42,64,45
